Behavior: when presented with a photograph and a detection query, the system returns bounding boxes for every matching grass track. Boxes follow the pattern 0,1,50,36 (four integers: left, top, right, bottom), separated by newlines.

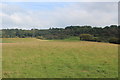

2,38,118,78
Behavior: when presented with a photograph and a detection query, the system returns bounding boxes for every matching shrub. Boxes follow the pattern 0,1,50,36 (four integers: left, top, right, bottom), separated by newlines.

92,37,102,42
109,37,119,44
80,34,93,41
36,36,44,40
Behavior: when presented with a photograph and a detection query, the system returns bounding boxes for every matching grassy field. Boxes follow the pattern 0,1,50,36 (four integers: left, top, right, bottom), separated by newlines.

2,38,118,78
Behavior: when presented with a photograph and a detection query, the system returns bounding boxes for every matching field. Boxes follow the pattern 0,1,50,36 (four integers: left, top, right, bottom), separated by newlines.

2,38,118,78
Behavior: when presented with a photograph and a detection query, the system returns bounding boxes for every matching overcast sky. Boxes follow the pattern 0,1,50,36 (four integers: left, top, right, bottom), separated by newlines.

0,2,118,29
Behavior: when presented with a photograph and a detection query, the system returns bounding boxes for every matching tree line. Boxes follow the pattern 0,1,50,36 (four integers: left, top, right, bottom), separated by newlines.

1,25,120,44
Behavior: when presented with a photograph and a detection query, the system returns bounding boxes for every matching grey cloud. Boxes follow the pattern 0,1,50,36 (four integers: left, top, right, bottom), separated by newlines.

1,2,118,29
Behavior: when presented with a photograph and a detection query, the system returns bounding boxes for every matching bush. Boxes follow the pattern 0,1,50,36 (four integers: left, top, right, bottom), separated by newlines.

92,37,102,42
80,34,93,41
109,37,119,44
36,36,44,40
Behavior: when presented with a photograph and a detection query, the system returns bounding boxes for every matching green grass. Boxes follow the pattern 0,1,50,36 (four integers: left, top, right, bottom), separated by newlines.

51,36,80,42
2,38,118,78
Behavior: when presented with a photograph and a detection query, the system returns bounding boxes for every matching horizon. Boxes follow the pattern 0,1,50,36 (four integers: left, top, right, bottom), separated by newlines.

0,24,118,30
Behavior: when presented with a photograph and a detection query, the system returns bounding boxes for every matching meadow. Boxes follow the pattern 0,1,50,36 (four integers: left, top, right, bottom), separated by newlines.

2,38,118,78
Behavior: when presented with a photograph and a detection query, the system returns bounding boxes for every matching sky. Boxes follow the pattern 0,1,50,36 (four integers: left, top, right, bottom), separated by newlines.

0,2,118,29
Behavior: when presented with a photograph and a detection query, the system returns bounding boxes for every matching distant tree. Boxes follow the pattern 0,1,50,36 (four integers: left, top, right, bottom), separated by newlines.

1,25,119,44
110,25,118,28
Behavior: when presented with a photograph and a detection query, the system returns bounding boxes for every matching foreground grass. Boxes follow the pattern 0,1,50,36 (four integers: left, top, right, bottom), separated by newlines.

2,38,118,78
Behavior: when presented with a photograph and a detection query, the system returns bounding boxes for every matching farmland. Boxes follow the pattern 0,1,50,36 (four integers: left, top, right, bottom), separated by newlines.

2,38,118,78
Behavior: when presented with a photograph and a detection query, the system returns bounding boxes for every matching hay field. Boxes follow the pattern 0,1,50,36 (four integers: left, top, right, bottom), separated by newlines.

2,38,118,78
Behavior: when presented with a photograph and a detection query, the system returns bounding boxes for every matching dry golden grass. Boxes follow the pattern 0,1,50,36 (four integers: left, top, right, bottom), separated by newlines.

2,38,118,78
